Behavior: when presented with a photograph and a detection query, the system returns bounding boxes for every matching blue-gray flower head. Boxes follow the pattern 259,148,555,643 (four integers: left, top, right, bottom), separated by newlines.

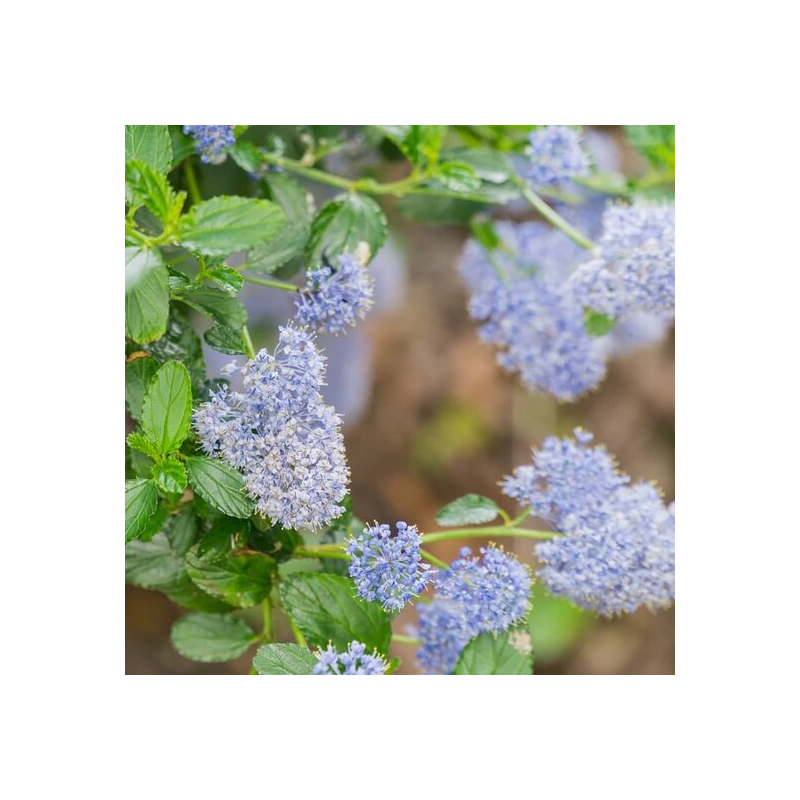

294,253,375,335
346,521,435,613
570,201,675,319
193,324,349,529
523,126,590,187
416,599,473,675
182,125,236,164
312,641,388,675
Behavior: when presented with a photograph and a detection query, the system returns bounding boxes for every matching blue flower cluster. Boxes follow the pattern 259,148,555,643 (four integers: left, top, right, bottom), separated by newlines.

523,126,590,187
502,429,675,616
346,521,435,612
458,206,674,399
569,201,676,319
193,324,349,529
312,641,388,675
294,253,375,334
417,546,531,674
182,125,236,164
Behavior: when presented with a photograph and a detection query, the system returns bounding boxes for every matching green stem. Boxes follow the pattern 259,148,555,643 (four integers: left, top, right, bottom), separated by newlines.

241,274,299,292
392,634,421,645
512,175,595,250
241,325,256,359
290,619,307,647
261,153,355,192
420,549,449,570
421,526,557,544
261,597,274,642
183,159,203,206
497,507,512,525
509,506,533,527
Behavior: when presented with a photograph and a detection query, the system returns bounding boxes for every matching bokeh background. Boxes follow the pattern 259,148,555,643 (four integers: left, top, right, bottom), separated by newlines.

126,126,674,675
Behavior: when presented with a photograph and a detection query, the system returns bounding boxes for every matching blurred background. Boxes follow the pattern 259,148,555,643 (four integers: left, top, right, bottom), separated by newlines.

126,126,674,675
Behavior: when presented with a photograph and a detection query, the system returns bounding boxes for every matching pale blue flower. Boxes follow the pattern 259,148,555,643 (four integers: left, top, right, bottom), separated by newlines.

416,599,472,675
312,641,387,675
183,125,236,164
523,126,590,187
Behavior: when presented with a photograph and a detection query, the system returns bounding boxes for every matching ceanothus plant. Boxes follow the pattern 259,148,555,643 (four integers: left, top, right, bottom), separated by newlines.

125,125,675,675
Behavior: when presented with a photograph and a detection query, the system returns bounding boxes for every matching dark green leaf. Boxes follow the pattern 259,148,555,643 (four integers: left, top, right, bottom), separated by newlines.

144,307,206,391
140,361,192,454
125,531,185,590
280,573,391,655
171,613,255,662
167,507,198,555
185,456,254,518
185,547,277,608
196,517,245,560
624,125,675,169
435,494,500,526
229,140,263,173
396,194,487,224
138,506,168,542
265,172,312,223
436,161,482,192
128,447,154,479
206,265,244,294
165,573,236,613
125,356,159,420
204,323,247,355
153,457,188,494
125,247,169,344
168,126,197,166
125,125,172,173
125,478,158,542
584,308,616,337
454,628,533,675
245,222,309,275
177,286,248,329
306,193,387,266
177,196,285,256
247,519,301,563
253,643,317,675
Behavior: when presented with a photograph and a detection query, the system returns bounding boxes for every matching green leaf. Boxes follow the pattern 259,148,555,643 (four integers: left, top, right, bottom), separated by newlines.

125,530,185,590
206,265,244,294
229,140,263,173
126,431,160,459
436,161,482,193
624,125,675,169
171,613,255,662
196,517,245,560
584,308,616,337
396,194,487,224
253,643,317,675
204,323,247,355
245,222,309,275
177,286,248,329
125,125,172,173
128,447,154,479
165,573,236,613
247,519,301,563
528,585,593,664
125,478,158,543
470,218,501,251
454,628,533,675
177,196,285,256
377,125,446,168
306,194,387,266
125,160,185,222
153,457,188,494
435,494,500,526
144,307,206,391
185,457,255,519
140,361,192,455
166,507,199,555
265,172,312,223
280,573,391,655
125,247,169,344
185,547,277,608
125,356,159,420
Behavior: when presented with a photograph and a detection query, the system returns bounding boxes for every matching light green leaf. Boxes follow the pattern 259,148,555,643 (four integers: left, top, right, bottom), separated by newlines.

396,194,487,224
141,361,192,455
280,573,391,655
171,613,255,662
177,196,285,256
126,431,160,459
125,356,159,420
624,125,675,169
306,194,387,266
165,573,236,613
125,125,172,173
253,643,317,675
378,125,446,168
125,478,158,543
206,265,244,294
435,494,500,526
125,247,169,344
265,172,313,223
454,628,533,675
245,222,309,274
185,457,254,519
153,457,188,494
125,160,185,222
584,308,616,337
185,547,277,608
203,323,247,355
177,286,248,329
436,161,482,192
